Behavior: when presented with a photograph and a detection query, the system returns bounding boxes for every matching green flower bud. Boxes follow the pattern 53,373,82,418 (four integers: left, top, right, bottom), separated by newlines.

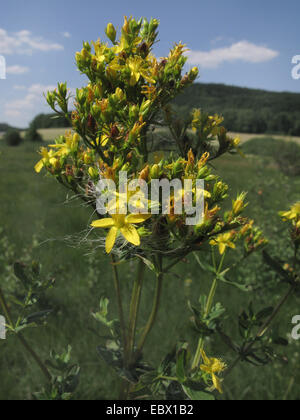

105,23,117,43
140,99,151,117
76,88,87,105
150,164,160,179
83,42,91,52
129,105,139,120
197,166,210,179
189,67,199,81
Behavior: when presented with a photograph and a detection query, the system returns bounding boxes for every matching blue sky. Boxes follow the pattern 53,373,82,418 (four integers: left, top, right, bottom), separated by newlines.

0,0,299,127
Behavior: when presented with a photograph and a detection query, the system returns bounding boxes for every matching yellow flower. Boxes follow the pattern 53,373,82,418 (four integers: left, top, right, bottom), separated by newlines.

91,213,151,253
49,132,80,157
279,202,300,221
34,147,58,173
210,232,236,255
200,350,226,394
127,57,156,86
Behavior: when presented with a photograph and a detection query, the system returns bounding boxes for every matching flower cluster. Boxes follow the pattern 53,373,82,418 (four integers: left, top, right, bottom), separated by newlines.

35,17,265,261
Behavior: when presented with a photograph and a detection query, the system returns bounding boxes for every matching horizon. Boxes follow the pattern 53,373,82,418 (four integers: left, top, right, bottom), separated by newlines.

2,80,300,130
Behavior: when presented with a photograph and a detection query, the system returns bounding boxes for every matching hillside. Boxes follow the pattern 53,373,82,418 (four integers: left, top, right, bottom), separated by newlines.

172,83,300,135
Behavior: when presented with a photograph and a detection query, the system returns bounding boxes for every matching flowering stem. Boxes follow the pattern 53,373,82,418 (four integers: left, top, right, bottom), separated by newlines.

111,255,127,353
0,288,52,383
126,259,146,366
192,252,226,370
134,257,164,362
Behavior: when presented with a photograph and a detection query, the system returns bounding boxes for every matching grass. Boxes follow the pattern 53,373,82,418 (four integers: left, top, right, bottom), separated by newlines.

0,135,300,400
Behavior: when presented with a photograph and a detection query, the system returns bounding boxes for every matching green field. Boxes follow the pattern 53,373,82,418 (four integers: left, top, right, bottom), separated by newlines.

0,133,300,400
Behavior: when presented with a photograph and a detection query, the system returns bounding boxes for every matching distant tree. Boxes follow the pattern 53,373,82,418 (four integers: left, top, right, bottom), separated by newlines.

4,129,22,146
24,126,43,143
29,113,71,129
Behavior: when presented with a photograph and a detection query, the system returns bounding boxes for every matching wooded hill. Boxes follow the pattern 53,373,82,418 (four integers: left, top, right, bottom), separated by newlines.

172,83,300,135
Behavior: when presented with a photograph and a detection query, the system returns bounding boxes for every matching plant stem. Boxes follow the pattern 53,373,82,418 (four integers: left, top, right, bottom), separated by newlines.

192,252,226,369
225,284,295,378
16,333,52,383
111,255,127,353
0,287,51,383
135,258,164,361
126,259,146,366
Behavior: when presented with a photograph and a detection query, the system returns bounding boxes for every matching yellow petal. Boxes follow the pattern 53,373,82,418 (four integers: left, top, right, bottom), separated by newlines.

120,225,140,246
35,159,44,173
212,374,223,394
125,214,151,224
200,365,211,374
106,227,118,254
219,243,226,255
130,72,140,86
91,218,115,228
200,349,211,366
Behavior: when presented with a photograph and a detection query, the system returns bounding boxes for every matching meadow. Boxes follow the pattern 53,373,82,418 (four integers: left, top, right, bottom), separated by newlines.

0,132,300,400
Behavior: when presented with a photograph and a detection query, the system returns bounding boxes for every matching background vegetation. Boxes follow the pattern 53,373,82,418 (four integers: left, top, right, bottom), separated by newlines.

173,83,300,135
0,130,299,400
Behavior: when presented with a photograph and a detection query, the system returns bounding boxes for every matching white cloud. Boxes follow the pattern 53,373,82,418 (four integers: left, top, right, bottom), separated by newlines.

4,83,75,127
6,65,29,75
0,28,64,55
187,41,279,69
62,32,71,39
4,83,56,124
13,85,27,90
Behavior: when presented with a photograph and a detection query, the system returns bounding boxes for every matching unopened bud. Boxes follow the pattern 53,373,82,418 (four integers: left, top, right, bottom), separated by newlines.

105,23,117,43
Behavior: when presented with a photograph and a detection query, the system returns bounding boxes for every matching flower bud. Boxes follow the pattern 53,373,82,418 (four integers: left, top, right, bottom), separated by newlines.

150,164,160,179
115,87,125,102
83,153,92,164
81,48,90,60
140,99,151,117
189,67,199,80
129,105,139,120
139,165,150,181
105,23,117,43
88,167,99,179
232,193,247,215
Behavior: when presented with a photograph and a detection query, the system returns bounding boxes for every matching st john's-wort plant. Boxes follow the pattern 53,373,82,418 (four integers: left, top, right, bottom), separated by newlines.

1,16,299,401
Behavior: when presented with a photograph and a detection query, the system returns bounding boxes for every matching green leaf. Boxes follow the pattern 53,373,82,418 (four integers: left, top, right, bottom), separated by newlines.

97,345,136,383
176,348,187,383
99,297,109,318
22,309,53,326
218,275,249,292
193,253,215,274
256,307,274,322
14,262,30,288
182,386,215,400
158,347,176,375
135,255,156,272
